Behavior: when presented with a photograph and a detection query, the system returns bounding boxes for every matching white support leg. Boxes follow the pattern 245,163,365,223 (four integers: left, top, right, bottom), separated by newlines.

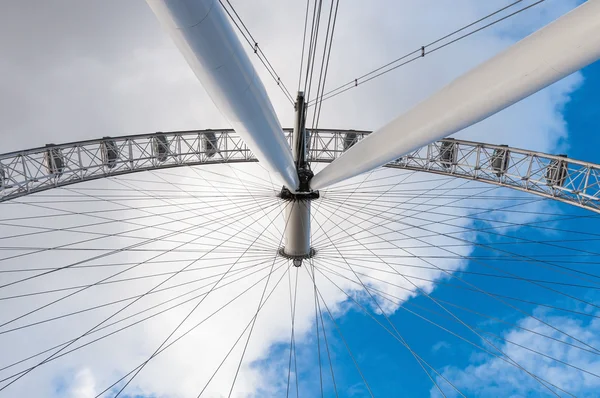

146,0,299,190
310,1,600,190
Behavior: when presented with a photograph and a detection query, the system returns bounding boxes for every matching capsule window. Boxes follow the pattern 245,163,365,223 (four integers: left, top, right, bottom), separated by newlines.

102,138,119,168
491,146,509,177
343,132,357,151
546,155,568,187
153,134,169,162
439,140,456,169
203,132,218,158
0,168,6,188
44,145,65,175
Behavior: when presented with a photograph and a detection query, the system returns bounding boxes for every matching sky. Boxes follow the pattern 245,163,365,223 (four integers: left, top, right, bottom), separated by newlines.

1,0,600,397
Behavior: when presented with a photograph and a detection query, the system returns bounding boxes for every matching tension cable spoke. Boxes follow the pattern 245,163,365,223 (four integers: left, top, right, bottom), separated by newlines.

98,202,291,397
309,0,544,106
0,201,287,390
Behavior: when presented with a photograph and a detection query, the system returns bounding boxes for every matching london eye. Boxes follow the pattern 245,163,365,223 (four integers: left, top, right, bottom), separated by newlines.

1,1,600,397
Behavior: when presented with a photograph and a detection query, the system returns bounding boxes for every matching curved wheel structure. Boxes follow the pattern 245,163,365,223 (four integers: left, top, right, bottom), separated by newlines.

2,0,600,395
2,129,599,213
1,136,600,397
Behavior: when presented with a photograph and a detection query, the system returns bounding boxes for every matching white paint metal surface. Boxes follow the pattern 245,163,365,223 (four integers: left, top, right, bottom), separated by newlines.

283,201,312,257
146,0,299,190
311,1,600,190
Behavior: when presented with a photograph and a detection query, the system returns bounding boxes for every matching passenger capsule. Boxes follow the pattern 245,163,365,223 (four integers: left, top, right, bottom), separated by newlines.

546,154,568,187
102,138,119,168
343,131,357,151
44,144,65,175
203,131,218,158
439,139,456,169
491,145,509,177
153,133,169,162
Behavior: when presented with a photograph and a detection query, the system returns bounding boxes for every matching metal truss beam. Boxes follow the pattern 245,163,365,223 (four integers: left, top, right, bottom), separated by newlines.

1,130,599,214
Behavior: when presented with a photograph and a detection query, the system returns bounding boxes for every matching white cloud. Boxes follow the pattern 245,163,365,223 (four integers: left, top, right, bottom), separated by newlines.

432,341,451,353
431,309,600,397
67,368,97,398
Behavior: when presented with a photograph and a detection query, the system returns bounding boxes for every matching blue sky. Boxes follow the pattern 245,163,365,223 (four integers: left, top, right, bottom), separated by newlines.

245,63,600,397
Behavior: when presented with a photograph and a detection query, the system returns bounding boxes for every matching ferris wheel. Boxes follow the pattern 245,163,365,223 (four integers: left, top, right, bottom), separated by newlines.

1,0,600,397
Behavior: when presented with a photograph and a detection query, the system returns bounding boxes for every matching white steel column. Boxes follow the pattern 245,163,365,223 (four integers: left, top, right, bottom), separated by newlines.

282,201,312,264
146,0,299,190
311,0,600,190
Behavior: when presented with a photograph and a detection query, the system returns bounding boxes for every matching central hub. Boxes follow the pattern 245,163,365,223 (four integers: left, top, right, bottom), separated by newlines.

278,91,318,267
278,167,320,201
278,247,316,267
278,180,318,267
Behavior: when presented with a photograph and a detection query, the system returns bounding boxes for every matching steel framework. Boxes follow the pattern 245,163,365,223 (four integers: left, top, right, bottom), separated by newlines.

1,129,599,213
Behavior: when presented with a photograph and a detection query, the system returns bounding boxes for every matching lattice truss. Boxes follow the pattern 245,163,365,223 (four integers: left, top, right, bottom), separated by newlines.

387,139,600,212
0,130,253,201
1,130,599,212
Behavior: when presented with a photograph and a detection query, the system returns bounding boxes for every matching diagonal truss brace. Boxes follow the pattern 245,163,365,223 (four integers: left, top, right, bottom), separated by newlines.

1,130,599,214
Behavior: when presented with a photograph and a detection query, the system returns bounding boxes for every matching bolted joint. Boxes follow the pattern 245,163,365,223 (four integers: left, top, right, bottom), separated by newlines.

278,162,319,200
297,167,313,192
278,247,316,267
278,163,319,200
278,185,320,201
